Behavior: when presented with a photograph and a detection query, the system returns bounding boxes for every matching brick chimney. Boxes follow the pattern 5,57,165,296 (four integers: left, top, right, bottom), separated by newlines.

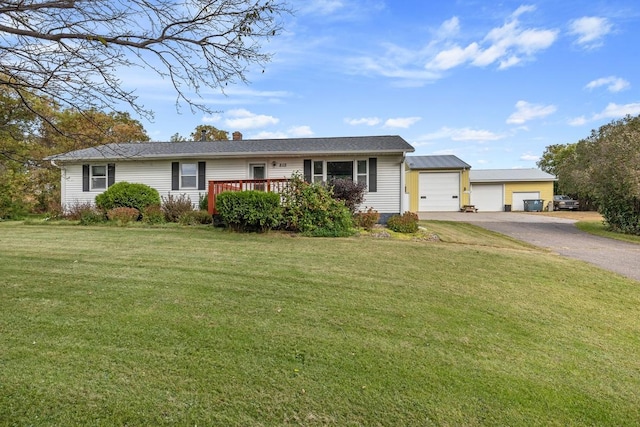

232,131,242,141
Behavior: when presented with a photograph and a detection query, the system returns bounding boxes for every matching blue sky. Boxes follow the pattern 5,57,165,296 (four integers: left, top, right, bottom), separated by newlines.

124,0,640,169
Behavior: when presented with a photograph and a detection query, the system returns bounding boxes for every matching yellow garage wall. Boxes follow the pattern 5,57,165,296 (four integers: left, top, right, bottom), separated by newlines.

405,169,471,212
504,181,554,208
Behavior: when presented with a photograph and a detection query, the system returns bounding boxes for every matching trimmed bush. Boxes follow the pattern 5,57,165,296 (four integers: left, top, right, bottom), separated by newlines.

107,207,140,225
95,182,160,214
162,193,193,222
216,190,282,232
142,205,165,224
329,178,367,214
281,173,354,236
354,207,380,230
179,210,213,226
199,193,209,211
386,212,419,233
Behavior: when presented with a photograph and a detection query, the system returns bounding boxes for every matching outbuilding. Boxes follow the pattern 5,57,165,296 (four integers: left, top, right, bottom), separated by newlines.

470,169,556,212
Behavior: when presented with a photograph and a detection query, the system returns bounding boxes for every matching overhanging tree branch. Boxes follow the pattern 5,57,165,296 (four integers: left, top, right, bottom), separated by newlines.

0,0,290,121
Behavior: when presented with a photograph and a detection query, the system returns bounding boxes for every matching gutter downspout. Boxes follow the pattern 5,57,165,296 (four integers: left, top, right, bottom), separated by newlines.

400,154,407,214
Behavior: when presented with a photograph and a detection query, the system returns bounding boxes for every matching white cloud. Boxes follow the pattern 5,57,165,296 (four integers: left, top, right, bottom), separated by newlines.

592,103,640,120
418,127,506,142
436,17,461,39
384,116,422,128
301,0,345,15
223,109,279,129
506,100,557,124
520,153,540,161
585,76,630,93
344,117,381,126
426,6,558,71
569,17,612,48
568,116,587,126
252,126,314,139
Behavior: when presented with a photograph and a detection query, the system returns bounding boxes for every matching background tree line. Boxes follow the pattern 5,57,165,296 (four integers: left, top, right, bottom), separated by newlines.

538,114,640,235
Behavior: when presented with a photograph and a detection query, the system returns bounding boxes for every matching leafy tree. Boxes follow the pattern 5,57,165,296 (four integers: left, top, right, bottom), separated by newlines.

170,133,188,142
190,125,230,141
0,1,290,126
537,143,576,194
563,115,640,234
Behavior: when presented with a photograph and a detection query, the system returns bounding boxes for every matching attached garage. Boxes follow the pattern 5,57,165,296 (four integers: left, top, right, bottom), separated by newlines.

471,184,503,212
418,172,460,211
405,155,471,212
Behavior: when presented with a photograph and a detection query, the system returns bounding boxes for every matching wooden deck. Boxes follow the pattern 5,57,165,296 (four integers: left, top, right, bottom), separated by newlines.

207,178,290,214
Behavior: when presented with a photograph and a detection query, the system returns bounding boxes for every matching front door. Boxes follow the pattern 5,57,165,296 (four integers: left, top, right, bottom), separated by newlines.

250,164,266,190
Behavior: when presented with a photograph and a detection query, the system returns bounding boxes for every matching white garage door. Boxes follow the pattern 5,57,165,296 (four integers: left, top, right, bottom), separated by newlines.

418,172,460,211
471,184,503,212
512,192,540,211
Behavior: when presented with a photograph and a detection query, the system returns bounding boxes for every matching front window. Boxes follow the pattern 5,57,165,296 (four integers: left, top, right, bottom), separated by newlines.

313,161,323,183
91,165,107,189
357,160,367,185
181,163,197,188
327,161,354,181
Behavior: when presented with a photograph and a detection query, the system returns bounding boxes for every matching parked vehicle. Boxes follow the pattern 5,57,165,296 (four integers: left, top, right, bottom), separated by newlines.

553,195,579,210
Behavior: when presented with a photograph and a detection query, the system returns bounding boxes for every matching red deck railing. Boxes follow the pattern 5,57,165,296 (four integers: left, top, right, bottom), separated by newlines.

207,178,291,214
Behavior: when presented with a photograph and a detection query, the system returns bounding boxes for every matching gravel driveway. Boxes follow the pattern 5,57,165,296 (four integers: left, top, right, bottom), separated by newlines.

419,212,640,282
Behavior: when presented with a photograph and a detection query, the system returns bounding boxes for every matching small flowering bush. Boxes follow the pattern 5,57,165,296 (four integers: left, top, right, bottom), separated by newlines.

386,212,419,233
162,193,193,222
354,207,380,230
107,207,140,225
142,205,165,224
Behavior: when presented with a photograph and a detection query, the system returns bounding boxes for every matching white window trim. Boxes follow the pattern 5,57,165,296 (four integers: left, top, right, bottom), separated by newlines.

180,162,197,189
90,164,108,191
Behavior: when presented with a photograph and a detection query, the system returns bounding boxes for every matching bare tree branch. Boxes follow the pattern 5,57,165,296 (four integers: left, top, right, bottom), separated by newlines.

0,0,290,121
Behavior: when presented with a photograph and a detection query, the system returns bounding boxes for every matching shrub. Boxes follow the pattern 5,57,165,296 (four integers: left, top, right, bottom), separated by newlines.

199,193,209,211
216,191,282,232
95,182,160,213
107,207,140,225
329,178,367,214
386,212,419,233
179,210,214,226
354,207,380,230
142,205,165,224
281,173,354,236
79,207,106,225
65,201,98,220
162,193,193,222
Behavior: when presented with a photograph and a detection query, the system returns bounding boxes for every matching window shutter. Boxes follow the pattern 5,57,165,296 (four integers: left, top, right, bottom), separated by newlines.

107,163,116,187
368,158,377,192
171,162,180,190
198,161,206,190
82,164,90,192
303,159,312,183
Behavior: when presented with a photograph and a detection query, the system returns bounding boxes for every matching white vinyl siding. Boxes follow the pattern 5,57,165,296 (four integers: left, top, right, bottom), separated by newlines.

60,155,405,215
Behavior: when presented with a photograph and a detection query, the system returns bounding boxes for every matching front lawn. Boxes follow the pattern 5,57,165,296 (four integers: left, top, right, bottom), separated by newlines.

1,223,639,425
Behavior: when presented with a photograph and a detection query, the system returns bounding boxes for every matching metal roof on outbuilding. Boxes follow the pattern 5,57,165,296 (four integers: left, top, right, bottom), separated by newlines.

470,169,556,182
406,155,471,170
47,135,414,162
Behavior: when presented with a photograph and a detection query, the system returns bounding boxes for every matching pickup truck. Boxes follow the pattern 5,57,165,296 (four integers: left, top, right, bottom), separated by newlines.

553,195,579,210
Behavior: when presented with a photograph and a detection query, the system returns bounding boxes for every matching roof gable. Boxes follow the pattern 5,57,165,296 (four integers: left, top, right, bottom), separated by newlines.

48,135,414,161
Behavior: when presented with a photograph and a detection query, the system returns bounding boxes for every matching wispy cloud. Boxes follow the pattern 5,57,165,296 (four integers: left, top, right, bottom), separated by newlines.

384,117,422,128
252,126,315,139
506,100,557,124
344,117,381,126
418,127,506,142
585,76,629,93
592,102,640,120
520,153,540,161
568,116,587,127
569,16,612,49
427,6,558,71
216,109,279,129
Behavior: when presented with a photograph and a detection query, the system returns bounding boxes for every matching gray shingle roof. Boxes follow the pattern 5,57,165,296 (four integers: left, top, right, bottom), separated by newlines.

470,169,557,182
48,135,414,161
406,155,471,170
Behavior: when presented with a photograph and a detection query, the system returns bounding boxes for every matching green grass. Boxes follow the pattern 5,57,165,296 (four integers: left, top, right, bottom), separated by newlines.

1,222,640,425
576,220,640,244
